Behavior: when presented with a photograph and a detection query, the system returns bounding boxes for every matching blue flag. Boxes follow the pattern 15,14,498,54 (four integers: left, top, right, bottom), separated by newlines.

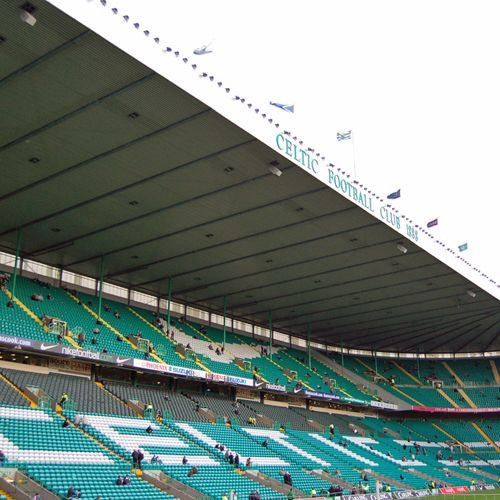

337,130,352,141
458,243,468,252
427,218,438,228
387,189,401,200
269,102,294,113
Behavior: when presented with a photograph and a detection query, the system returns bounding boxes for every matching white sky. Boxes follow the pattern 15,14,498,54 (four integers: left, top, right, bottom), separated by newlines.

94,1,500,288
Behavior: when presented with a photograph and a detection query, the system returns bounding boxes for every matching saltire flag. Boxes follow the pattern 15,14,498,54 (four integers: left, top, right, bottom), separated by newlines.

337,130,352,141
427,218,438,228
458,243,468,252
387,189,401,200
269,102,294,113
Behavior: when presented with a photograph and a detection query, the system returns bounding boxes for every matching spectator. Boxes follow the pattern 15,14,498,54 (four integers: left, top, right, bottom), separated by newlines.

235,453,240,467
335,468,340,476
123,475,131,485
284,471,293,486
310,488,316,497
246,457,252,468
114,311,121,319
77,332,85,346
62,418,70,428
137,449,144,469
229,453,234,465
60,393,69,406
215,347,221,355
0,450,5,463
116,475,123,485
208,344,214,350
91,337,98,345
146,425,153,434
287,489,294,500
132,449,139,468
400,474,405,481
329,424,335,435
66,485,75,498
74,414,83,427
182,456,188,465
32,494,41,500
187,466,198,477
92,327,100,335
262,439,268,448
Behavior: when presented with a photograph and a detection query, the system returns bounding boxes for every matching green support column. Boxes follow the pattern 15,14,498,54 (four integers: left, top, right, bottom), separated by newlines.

223,296,227,347
341,341,345,376
374,354,378,375
167,277,172,333
8,230,22,306
307,325,312,369
268,312,273,356
97,257,105,322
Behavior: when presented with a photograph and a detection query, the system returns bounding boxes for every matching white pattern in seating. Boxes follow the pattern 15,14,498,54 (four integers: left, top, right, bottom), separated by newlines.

439,459,500,466
243,427,329,467
394,440,445,448
173,327,260,364
0,407,52,421
85,415,218,465
0,434,113,464
345,436,425,466
176,423,289,466
312,434,378,466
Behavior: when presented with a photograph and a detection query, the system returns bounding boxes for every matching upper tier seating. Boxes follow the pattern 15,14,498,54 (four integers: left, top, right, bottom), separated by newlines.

7,276,138,358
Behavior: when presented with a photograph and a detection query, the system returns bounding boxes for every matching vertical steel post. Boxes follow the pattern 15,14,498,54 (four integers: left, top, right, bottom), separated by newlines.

9,230,22,306
341,340,345,376
97,257,104,322
268,312,273,356
223,296,227,347
307,324,312,369
167,277,172,333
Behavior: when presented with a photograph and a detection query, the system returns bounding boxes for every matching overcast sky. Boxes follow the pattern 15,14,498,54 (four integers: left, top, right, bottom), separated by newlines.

97,1,500,287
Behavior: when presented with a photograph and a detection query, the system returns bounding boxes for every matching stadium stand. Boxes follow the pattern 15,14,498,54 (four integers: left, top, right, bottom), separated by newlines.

0,405,169,499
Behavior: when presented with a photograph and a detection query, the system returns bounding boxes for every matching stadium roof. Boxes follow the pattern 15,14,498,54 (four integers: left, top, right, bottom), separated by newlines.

0,0,499,353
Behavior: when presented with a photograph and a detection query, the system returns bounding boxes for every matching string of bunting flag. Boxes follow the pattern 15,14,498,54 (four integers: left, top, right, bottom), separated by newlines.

82,0,496,291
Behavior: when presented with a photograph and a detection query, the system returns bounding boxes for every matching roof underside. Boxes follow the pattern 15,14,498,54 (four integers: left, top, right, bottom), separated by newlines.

0,0,498,353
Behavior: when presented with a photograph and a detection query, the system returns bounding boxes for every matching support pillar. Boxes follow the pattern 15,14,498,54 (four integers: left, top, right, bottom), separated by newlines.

374,354,378,375
341,341,345,376
97,256,104,323
223,296,227,347
8,230,22,307
167,277,172,333
307,324,312,369
268,312,273,356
